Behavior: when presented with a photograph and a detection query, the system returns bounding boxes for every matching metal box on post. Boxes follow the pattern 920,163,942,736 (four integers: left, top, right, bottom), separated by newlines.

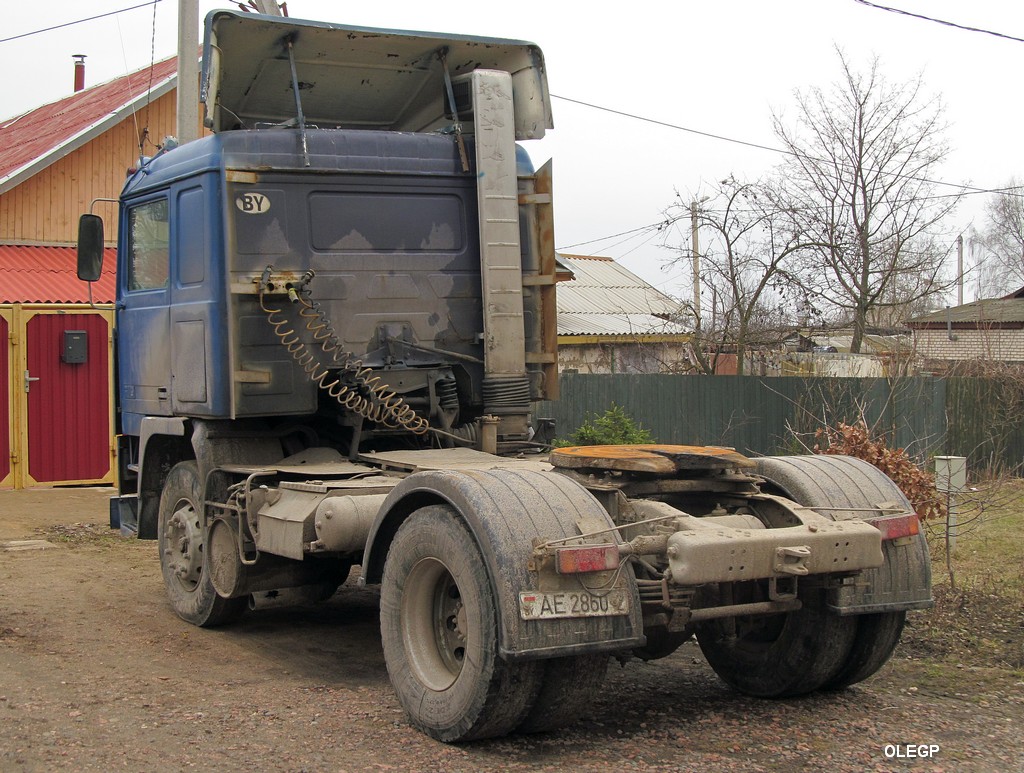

934,456,967,493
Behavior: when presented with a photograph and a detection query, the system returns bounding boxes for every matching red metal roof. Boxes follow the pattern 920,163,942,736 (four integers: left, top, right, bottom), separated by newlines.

0,245,115,303
0,55,178,187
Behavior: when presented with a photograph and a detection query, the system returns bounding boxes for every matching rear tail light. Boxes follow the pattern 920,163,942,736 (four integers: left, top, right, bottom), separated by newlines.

865,513,921,541
555,544,619,574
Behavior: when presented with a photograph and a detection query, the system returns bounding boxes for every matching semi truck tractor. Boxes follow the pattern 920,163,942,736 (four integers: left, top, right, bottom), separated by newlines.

77,10,931,742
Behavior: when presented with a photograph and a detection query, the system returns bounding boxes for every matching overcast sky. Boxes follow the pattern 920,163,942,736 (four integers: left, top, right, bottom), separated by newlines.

2,1,1022,301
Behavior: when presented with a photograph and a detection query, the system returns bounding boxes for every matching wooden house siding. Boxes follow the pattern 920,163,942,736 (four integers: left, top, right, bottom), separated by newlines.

0,90,183,245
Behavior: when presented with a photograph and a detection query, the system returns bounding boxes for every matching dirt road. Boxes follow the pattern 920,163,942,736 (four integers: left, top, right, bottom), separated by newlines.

1,487,1021,772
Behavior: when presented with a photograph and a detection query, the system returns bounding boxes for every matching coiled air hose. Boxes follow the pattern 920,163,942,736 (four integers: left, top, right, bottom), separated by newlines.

258,268,429,435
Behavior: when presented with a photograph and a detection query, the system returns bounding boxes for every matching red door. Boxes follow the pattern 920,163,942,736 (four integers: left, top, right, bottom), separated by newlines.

0,311,10,487
24,312,112,484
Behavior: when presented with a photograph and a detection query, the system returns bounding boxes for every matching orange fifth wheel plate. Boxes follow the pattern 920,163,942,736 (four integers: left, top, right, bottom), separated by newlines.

549,444,755,474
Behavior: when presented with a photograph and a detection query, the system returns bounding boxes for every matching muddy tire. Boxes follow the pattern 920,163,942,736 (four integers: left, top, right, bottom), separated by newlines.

824,611,906,690
755,455,917,688
696,583,857,697
297,558,354,603
517,654,609,734
632,627,693,661
380,505,542,742
158,461,246,627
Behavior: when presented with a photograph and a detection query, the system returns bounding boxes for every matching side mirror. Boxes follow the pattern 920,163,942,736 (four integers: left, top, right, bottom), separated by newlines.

77,214,105,282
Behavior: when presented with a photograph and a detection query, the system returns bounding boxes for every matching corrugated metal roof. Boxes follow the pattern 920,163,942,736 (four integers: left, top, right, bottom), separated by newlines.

907,299,1024,326
0,56,179,195
809,333,910,354
0,245,115,303
557,313,687,336
556,254,687,336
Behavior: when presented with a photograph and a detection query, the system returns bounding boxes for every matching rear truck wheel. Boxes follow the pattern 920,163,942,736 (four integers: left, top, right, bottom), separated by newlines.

297,558,354,603
157,461,246,627
380,505,542,742
824,611,906,690
695,582,857,698
755,455,923,688
516,654,609,734
632,627,693,661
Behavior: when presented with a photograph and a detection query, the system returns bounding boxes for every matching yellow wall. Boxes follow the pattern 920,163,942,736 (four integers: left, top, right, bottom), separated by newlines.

0,90,196,245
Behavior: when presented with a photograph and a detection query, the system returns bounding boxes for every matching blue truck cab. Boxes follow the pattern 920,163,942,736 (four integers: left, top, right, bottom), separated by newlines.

79,11,559,536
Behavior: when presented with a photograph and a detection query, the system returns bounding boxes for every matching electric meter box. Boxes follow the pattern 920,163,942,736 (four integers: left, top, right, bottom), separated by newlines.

934,456,966,493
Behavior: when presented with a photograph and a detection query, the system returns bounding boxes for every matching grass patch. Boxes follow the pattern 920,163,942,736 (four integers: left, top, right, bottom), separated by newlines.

925,479,1024,594
903,480,1024,669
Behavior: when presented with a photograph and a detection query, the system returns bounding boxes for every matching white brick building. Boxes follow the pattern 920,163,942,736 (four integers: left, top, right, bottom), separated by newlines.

907,290,1024,364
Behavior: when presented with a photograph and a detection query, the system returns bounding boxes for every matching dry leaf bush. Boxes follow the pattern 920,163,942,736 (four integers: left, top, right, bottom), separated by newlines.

814,420,946,522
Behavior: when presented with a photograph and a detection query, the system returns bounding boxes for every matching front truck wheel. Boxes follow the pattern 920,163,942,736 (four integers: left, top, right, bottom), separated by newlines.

755,455,921,689
158,461,246,627
696,583,857,697
380,505,542,742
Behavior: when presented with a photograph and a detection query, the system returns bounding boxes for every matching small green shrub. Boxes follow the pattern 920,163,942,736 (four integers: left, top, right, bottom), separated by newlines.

555,404,655,447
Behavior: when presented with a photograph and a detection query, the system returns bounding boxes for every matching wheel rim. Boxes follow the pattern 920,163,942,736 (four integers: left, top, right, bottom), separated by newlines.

163,497,204,593
401,557,467,691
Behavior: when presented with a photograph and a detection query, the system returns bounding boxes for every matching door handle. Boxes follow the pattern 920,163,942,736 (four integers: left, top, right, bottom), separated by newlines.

24,370,40,393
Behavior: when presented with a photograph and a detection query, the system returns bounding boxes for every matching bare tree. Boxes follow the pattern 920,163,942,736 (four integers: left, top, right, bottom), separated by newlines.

663,176,810,375
773,51,960,352
974,181,1024,297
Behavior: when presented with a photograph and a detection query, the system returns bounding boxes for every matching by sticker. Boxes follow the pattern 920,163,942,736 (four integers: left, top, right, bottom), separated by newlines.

235,193,271,214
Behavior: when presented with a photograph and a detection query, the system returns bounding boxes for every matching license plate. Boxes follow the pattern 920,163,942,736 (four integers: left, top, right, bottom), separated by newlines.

519,589,630,620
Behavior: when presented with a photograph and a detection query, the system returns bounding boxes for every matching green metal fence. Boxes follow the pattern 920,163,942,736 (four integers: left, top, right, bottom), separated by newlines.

537,374,1024,471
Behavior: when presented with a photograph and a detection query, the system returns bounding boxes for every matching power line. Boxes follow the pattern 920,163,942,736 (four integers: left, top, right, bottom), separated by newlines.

551,93,1024,200
558,218,678,251
0,1,163,45
552,93,788,158
557,179,1017,255
853,0,1024,44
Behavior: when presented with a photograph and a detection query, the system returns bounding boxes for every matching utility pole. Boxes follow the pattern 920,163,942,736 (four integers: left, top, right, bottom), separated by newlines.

691,200,702,330
251,1,285,14
956,234,964,307
176,0,200,144
178,2,284,144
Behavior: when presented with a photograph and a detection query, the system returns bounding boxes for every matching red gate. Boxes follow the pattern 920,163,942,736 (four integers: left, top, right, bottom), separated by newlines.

23,312,112,485
1,311,11,488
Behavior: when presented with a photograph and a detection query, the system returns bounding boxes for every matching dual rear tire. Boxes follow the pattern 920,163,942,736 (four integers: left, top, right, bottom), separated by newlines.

379,505,606,742
696,455,912,697
157,461,247,627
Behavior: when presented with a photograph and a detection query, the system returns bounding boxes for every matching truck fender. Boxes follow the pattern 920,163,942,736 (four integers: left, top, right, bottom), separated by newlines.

134,418,283,539
136,417,191,539
362,468,644,661
755,455,932,614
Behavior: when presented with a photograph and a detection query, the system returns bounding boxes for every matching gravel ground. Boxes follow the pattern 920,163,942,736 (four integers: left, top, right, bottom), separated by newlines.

1,489,1022,772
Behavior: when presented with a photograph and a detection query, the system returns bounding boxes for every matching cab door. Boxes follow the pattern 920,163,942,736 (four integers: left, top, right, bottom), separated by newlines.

117,196,172,433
